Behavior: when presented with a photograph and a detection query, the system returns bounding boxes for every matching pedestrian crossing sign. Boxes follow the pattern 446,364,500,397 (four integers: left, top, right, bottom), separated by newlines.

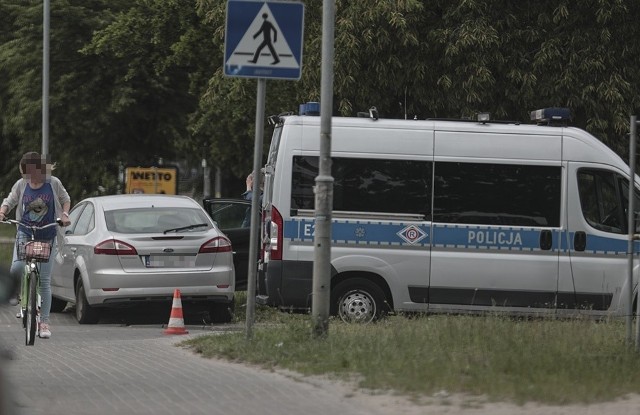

224,0,304,80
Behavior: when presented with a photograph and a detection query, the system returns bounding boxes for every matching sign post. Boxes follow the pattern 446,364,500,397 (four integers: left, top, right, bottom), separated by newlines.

630,115,640,351
225,0,304,339
311,0,335,338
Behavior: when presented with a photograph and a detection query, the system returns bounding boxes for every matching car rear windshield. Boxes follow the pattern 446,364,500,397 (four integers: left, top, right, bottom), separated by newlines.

104,208,212,234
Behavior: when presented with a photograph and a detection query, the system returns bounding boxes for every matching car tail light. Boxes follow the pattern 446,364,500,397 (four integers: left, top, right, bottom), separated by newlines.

94,239,138,255
199,236,232,253
269,206,283,261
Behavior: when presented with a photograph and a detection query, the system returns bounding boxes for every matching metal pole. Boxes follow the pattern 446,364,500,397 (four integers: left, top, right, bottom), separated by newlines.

42,0,50,157
245,78,266,340
153,166,158,194
628,115,637,345
215,166,222,198
311,0,335,338
627,115,640,351
202,159,211,199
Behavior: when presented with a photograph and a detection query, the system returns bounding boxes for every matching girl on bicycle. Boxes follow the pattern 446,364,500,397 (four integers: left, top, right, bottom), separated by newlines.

0,152,71,339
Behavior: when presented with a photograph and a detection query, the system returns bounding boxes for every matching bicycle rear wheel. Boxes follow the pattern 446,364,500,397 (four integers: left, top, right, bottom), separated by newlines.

25,270,37,346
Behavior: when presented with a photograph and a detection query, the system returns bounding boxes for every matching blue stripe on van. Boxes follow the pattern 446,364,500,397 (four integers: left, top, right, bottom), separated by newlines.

568,232,628,255
284,219,431,246
432,224,544,251
283,219,638,254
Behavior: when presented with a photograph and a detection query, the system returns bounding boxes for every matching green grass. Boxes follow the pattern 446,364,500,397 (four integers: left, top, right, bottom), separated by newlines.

0,244,11,266
0,223,14,268
183,310,640,405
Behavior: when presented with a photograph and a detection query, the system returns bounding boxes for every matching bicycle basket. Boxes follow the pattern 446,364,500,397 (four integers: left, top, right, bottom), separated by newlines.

16,235,52,262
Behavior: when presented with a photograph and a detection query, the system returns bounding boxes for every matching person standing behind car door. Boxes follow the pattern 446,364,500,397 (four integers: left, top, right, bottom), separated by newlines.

241,171,263,228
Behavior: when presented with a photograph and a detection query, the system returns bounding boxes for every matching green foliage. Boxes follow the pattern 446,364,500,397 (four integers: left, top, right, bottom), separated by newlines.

184,314,640,405
2,0,640,203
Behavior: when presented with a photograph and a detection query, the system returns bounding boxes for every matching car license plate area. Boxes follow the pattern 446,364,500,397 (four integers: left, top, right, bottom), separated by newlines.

143,255,196,268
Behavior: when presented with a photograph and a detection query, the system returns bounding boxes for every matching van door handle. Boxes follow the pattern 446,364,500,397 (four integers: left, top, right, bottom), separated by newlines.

539,230,552,250
574,231,587,252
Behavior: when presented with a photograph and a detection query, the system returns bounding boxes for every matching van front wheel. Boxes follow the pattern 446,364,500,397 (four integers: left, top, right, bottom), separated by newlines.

331,278,387,323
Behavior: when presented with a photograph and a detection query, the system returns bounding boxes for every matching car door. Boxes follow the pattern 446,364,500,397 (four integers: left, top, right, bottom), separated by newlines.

52,202,94,301
429,160,562,312
564,163,640,315
203,198,252,290
52,203,86,300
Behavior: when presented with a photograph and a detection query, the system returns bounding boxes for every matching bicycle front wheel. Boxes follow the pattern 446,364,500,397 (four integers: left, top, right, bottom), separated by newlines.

25,270,38,346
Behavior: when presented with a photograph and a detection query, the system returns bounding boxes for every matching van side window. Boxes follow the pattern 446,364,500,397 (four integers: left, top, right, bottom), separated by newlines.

577,169,637,234
433,162,561,226
292,156,431,215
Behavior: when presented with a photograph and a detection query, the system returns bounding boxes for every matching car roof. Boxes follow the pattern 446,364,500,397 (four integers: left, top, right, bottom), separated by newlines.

85,194,201,211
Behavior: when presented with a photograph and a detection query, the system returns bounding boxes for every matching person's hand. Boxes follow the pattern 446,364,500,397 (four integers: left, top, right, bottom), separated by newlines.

0,212,5,222
61,212,71,227
246,174,253,191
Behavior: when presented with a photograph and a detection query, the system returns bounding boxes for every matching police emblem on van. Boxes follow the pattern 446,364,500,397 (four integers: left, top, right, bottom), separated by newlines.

397,225,427,244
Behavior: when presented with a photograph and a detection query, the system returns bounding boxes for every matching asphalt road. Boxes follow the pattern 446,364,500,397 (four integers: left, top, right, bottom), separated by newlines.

0,303,388,415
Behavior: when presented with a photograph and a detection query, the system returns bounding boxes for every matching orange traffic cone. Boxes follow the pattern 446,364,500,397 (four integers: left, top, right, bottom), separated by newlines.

164,289,189,335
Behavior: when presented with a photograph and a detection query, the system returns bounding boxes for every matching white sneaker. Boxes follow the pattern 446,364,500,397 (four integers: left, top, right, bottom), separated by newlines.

15,309,23,319
38,323,51,339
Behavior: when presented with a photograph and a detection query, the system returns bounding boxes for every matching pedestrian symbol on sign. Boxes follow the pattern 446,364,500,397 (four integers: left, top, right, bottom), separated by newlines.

225,1,303,79
249,13,280,65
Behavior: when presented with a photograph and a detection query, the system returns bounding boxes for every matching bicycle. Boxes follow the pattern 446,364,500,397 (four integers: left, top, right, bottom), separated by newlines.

0,218,62,345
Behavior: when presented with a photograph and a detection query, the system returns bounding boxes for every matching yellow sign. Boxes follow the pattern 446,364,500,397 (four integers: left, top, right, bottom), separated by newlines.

125,166,178,195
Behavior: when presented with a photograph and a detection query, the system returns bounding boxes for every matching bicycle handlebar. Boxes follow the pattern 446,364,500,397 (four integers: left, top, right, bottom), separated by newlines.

0,218,64,231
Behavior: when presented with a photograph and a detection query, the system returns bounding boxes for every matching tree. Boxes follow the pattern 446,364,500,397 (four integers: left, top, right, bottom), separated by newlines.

2,0,640,203
0,0,131,201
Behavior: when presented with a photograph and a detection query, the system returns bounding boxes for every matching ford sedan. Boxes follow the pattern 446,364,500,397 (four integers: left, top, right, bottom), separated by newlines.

51,194,235,324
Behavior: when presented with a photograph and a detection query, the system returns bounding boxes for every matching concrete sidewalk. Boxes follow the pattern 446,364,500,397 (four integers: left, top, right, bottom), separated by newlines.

0,305,399,415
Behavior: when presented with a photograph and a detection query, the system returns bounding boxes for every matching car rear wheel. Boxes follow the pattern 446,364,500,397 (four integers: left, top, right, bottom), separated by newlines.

331,278,388,324
209,300,234,324
75,280,100,324
50,296,67,313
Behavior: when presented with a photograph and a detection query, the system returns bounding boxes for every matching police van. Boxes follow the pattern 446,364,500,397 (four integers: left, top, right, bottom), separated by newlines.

254,105,640,322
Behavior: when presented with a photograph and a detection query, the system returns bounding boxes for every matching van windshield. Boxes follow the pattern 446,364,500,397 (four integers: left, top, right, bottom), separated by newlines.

266,125,283,166
264,125,283,207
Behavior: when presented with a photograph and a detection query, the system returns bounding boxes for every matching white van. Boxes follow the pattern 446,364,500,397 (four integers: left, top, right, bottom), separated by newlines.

254,106,640,322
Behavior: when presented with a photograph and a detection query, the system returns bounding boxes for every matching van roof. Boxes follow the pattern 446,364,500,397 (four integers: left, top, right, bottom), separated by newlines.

282,115,567,135
279,115,630,175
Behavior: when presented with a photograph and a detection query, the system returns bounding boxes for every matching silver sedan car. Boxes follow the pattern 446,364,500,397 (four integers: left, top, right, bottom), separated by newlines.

51,194,235,324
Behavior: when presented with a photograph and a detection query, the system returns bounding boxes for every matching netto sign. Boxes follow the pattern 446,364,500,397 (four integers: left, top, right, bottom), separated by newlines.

125,166,178,195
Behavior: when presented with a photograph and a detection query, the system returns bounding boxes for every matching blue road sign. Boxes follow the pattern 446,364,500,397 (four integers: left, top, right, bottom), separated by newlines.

225,0,304,80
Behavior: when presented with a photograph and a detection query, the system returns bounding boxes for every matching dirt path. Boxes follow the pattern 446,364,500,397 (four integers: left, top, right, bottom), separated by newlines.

293,373,640,415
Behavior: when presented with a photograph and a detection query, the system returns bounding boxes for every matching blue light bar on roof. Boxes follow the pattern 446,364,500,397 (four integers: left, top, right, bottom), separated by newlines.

530,108,572,124
299,102,320,116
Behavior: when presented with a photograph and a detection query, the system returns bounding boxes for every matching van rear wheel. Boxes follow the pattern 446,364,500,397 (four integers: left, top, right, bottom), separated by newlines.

331,278,387,323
